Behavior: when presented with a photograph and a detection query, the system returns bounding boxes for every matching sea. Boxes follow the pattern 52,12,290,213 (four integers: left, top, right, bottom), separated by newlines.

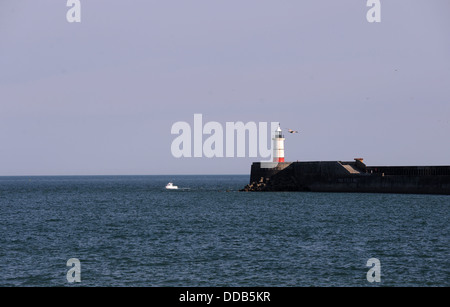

0,175,448,287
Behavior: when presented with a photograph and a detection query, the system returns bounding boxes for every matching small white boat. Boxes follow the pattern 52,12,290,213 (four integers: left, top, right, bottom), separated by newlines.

165,182,178,190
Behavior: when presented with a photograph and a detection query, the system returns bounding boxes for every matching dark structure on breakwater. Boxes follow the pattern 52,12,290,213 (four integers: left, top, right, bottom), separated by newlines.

241,159,450,195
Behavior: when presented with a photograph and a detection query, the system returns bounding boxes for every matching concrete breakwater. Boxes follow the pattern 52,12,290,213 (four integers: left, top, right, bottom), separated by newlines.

240,160,450,195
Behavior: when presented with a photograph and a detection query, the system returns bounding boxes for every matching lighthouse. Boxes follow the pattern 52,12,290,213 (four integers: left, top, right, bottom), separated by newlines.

272,124,285,162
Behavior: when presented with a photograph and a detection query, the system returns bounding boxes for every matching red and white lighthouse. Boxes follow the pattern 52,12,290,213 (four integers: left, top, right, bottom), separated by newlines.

272,124,285,162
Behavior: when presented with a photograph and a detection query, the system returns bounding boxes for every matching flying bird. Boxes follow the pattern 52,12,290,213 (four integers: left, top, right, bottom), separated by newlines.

287,129,299,134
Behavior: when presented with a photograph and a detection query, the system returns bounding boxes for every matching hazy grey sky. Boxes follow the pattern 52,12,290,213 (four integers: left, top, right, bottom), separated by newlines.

1,0,449,175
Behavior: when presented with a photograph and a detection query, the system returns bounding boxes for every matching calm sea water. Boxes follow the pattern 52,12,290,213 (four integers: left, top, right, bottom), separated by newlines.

0,175,448,287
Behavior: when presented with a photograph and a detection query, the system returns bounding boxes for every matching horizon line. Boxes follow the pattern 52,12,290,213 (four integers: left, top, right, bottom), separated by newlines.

0,173,250,177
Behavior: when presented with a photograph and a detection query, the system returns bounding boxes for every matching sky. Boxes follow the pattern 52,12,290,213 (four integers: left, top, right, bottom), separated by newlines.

1,0,450,175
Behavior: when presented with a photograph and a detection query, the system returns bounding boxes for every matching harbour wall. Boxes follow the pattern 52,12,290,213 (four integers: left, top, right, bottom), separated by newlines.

245,161,450,195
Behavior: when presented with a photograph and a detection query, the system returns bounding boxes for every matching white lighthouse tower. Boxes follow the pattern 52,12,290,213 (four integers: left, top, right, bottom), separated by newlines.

272,124,285,162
